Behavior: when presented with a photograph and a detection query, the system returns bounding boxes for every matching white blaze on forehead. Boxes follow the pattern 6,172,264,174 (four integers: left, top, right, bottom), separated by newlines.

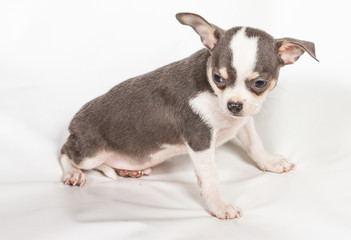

230,28,259,81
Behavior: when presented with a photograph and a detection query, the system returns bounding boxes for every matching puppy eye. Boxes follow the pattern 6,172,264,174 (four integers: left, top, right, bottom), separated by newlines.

213,73,224,84
253,79,267,89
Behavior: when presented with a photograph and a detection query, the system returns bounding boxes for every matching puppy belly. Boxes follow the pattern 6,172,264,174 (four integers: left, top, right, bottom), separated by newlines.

103,144,187,170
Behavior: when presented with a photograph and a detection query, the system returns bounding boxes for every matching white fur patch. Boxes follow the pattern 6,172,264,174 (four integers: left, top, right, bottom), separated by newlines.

187,146,241,219
187,147,218,199
230,28,258,81
103,144,187,171
95,164,118,180
189,92,247,145
211,28,263,117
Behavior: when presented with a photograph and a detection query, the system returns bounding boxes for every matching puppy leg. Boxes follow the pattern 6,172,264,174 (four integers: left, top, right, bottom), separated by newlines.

188,147,241,219
60,154,87,186
236,117,295,173
60,154,106,186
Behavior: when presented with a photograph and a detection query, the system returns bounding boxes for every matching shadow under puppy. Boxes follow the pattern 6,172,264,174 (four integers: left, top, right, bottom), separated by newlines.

60,12,318,219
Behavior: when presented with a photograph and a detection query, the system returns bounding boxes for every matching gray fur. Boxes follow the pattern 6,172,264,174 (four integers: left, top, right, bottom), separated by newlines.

61,50,213,164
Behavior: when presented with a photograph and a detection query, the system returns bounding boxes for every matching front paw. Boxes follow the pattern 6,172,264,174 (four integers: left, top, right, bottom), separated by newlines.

209,202,241,220
258,156,295,174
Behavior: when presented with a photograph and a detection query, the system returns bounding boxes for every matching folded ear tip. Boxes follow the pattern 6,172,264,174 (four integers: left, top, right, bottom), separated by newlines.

309,55,319,62
307,50,319,62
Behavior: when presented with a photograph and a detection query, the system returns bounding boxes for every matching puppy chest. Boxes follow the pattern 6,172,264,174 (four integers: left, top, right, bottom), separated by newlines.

214,124,243,147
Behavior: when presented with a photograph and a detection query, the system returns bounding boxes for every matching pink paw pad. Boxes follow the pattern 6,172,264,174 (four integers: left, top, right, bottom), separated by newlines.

116,168,152,178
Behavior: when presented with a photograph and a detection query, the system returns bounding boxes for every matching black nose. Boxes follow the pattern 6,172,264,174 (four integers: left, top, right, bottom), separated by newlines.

227,101,243,114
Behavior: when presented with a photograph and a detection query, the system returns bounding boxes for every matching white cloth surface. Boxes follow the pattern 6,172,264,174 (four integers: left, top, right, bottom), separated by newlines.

1,1,351,239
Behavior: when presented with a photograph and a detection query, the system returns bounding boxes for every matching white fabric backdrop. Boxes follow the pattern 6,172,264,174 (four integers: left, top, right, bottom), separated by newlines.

1,0,351,239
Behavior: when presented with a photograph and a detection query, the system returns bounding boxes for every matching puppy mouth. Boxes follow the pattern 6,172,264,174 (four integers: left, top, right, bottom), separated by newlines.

229,112,244,118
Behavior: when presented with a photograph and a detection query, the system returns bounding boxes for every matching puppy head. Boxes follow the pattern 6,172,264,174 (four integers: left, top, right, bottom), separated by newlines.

176,12,318,117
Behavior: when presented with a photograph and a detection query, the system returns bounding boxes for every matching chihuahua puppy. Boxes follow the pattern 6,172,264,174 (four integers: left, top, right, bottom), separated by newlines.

60,12,318,219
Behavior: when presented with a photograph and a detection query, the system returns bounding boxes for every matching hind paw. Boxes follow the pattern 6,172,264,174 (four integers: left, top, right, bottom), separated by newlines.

116,168,152,178
63,170,86,187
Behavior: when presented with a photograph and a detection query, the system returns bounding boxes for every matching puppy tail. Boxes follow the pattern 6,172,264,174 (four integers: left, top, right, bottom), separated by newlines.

95,164,118,180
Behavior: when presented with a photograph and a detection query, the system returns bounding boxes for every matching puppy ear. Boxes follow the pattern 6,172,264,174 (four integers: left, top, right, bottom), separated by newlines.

176,12,223,51
275,38,319,65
